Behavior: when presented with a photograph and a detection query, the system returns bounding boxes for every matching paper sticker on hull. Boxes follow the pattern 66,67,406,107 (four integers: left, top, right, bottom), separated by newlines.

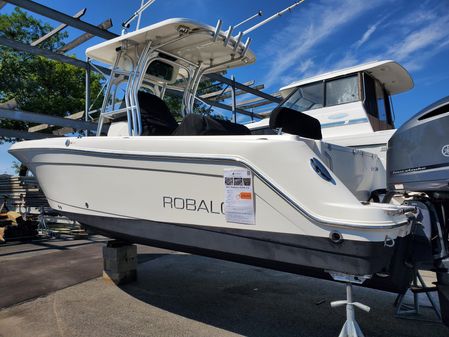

224,168,255,225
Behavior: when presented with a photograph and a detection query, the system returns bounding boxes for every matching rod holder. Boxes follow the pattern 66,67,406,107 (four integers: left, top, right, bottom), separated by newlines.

213,19,222,42
242,37,251,57
224,26,234,47
233,31,243,52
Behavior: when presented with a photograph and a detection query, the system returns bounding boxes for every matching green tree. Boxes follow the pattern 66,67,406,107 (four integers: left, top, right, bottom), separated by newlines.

164,78,229,121
0,7,103,141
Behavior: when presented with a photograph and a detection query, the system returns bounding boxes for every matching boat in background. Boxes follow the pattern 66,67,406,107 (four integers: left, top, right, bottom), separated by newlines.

248,60,413,169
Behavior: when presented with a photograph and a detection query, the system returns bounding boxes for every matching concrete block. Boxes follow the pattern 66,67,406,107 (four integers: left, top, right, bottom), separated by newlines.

103,270,137,285
102,241,137,285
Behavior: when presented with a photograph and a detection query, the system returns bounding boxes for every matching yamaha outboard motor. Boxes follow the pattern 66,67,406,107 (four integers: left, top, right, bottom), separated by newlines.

387,95,449,326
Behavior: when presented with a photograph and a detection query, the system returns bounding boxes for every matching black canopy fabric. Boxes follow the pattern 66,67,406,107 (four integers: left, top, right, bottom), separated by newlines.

115,91,251,136
138,91,179,135
116,92,323,139
173,114,251,136
269,107,322,140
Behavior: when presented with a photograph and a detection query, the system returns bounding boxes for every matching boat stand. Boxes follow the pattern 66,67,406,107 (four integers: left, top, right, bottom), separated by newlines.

103,240,137,285
394,269,441,322
331,282,370,337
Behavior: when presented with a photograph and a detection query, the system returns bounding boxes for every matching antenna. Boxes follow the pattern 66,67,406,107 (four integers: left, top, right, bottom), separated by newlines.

242,0,304,36
234,11,263,29
121,0,157,35
136,0,145,30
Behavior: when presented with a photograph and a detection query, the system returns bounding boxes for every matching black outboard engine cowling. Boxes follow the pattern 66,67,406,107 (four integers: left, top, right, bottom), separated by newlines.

387,95,449,327
387,96,449,192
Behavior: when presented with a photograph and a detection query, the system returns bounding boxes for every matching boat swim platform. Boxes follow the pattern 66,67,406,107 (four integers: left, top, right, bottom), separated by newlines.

0,237,446,337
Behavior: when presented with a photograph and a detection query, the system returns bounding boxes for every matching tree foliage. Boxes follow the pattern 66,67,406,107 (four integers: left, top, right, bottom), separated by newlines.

0,8,103,139
164,78,227,121
0,7,229,143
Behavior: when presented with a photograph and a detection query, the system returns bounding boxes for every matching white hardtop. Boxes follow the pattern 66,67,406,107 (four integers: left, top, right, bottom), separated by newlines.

86,18,255,74
280,60,413,97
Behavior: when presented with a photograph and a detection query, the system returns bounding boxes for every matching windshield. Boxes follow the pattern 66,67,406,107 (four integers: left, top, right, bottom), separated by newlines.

281,82,324,112
281,74,360,113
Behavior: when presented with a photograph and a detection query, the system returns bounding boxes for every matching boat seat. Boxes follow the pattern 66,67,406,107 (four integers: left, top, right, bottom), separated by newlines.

138,91,179,136
110,92,250,136
173,114,251,136
110,91,178,136
269,106,322,140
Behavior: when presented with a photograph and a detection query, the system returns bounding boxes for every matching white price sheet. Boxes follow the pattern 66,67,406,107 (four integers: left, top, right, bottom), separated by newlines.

223,168,255,225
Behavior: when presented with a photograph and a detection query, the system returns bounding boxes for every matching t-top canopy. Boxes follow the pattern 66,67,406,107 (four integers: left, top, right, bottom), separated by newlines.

86,18,256,74
280,60,414,97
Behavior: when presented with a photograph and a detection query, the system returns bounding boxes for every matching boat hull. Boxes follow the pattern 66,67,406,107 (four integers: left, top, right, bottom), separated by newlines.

67,211,396,276
9,135,412,279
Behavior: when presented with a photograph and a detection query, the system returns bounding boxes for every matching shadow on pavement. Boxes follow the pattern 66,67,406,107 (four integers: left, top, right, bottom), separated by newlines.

119,254,447,337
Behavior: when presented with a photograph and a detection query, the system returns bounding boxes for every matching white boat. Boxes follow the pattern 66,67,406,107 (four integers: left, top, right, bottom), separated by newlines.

9,17,449,329
247,60,414,170
9,18,415,279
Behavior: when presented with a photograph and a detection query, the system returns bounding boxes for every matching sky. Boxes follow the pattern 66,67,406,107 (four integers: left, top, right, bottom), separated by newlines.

1,0,449,173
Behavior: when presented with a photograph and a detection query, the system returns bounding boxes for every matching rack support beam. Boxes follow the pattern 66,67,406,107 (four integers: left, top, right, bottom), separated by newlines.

0,108,100,131
205,73,281,104
3,0,118,40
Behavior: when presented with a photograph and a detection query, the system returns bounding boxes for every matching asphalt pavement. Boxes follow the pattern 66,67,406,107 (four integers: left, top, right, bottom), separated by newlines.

0,237,447,337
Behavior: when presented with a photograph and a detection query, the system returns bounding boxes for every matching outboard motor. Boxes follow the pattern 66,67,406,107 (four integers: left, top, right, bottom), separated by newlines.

387,95,449,326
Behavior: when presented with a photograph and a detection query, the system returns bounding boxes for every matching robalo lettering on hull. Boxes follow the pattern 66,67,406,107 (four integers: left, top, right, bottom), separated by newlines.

163,196,224,214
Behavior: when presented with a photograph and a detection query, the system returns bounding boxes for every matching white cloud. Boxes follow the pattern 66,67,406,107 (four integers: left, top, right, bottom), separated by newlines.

353,13,391,50
296,59,315,74
387,14,449,66
397,4,438,27
260,0,449,90
261,0,385,87
354,25,377,49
